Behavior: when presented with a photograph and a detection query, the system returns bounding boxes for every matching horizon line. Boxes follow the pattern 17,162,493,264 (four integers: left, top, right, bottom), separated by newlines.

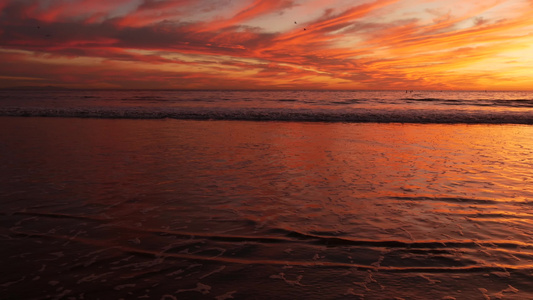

2,86,531,93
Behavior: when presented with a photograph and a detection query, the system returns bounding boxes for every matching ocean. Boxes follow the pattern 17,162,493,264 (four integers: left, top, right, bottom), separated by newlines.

1,89,533,299
1,89,533,123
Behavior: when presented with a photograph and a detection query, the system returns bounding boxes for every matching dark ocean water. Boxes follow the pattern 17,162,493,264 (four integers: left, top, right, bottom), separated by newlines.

1,89,533,123
1,90,533,299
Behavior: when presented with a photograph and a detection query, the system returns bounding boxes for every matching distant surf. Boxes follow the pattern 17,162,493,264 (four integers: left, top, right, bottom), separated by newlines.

1,89,533,124
2,107,533,124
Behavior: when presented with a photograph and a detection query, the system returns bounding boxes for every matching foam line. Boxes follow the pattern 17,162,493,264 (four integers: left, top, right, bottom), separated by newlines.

2,108,533,124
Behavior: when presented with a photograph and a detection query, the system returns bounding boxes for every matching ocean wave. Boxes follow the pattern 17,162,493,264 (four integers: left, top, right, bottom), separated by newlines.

401,98,533,107
1,107,532,124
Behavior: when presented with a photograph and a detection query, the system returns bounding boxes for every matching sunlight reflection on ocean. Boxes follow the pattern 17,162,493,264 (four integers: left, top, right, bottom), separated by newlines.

1,116,532,299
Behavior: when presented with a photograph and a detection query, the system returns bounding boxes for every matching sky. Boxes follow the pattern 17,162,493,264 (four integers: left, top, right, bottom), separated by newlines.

1,0,533,90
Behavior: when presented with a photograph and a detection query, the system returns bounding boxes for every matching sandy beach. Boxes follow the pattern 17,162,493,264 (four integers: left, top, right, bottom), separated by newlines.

1,117,532,299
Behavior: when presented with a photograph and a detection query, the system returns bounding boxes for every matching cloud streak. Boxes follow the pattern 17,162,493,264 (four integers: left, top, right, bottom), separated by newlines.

1,0,533,89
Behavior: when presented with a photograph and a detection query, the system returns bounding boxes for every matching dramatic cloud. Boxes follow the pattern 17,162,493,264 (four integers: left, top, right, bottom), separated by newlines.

1,0,533,89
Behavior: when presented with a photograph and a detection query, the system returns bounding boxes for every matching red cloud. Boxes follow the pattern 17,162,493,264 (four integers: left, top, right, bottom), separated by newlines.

2,0,533,90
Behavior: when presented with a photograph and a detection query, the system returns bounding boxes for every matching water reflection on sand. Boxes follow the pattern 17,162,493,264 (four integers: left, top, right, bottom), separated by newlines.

1,117,532,299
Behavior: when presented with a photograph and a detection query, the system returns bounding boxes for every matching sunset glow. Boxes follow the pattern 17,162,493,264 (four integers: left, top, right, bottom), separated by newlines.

2,0,533,90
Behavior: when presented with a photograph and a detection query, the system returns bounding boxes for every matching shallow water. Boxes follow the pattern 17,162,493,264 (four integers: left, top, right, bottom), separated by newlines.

1,117,533,299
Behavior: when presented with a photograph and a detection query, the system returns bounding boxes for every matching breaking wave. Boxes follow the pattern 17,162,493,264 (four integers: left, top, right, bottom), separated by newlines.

1,107,533,124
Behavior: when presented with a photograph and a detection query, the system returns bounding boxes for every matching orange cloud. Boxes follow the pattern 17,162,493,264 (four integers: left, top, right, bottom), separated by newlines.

212,0,296,30
2,0,533,90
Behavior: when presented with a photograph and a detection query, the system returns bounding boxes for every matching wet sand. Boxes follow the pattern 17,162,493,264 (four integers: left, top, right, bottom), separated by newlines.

1,117,532,299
